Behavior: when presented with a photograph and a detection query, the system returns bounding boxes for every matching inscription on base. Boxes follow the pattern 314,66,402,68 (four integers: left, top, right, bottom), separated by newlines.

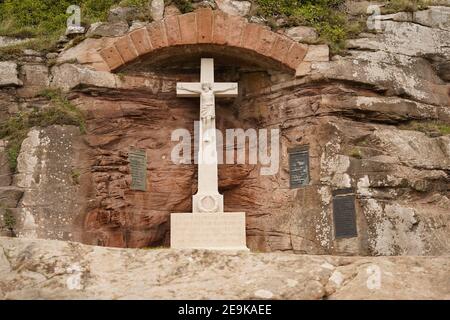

171,213,248,250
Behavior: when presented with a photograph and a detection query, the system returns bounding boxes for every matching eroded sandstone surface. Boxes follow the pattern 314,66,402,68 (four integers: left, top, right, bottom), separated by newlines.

0,237,449,300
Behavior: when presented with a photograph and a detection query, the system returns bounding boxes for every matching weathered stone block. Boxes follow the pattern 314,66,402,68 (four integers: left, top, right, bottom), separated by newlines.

0,61,22,87
99,46,125,71
164,15,182,46
178,12,198,44
256,27,278,57
285,26,318,43
150,0,165,21
225,15,245,46
87,21,129,38
270,35,293,63
0,187,23,208
212,10,228,45
114,36,138,63
197,8,213,43
242,23,263,51
129,28,153,56
216,0,251,17
285,43,308,69
147,21,168,49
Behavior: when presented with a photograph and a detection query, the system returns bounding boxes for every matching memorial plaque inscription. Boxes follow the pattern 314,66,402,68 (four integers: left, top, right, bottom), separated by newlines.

289,146,310,188
332,189,357,239
129,148,147,191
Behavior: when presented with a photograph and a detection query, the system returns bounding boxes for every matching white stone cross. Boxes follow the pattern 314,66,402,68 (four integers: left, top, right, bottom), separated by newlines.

177,58,238,213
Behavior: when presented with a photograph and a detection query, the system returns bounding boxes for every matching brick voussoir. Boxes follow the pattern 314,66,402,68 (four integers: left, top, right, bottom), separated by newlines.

224,15,246,47
255,27,277,57
129,28,153,55
147,21,168,50
242,23,264,51
114,35,139,63
284,42,308,69
178,12,197,45
99,10,300,72
164,15,182,46
270,35,295,66
197,8,213,43
99,45,125,71
212,10,228,45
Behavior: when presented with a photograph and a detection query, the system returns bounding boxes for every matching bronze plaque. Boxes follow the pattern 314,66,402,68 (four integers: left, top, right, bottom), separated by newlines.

129,148,147,191
289,146,310,188
332,190,357,239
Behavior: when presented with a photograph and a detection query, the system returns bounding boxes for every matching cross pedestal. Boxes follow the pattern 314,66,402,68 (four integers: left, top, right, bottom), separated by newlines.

170,59,248,251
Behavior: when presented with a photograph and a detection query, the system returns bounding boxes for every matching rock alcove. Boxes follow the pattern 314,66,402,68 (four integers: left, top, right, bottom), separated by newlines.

78,44,296,250
2,6,449,257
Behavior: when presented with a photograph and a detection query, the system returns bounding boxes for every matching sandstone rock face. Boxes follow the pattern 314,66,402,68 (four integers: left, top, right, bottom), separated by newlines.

0,62,22,87
1,6,449,257
13,126,86,241
51,63,117,91
0,237,448,299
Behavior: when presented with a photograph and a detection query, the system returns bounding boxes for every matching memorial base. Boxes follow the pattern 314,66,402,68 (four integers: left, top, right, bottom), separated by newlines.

170,212,249,251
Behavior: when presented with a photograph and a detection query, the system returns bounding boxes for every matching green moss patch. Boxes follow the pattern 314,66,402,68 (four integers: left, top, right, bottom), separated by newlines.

398,120,450,137
0,89,85,171
170,0,194,13
1,208,16,231
383,0,428,13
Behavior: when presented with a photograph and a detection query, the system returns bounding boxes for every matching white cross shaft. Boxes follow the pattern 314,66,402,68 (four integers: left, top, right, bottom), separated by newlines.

176,59,238,213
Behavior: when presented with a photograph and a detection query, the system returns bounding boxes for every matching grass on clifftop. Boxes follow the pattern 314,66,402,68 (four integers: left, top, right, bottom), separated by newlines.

256,0,364,53
399,120,450,137
0,0,122,55
0,89,85,171
383,0,432,13
1,0,447,57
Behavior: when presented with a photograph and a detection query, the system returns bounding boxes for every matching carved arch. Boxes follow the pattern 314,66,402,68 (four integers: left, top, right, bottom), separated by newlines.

98,8,307,73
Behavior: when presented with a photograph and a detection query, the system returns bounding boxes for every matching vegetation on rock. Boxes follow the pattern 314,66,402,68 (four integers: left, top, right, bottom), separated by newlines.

0,89,85,171
399,120,450,137
0,0,121,54
255,0,364,52
171,0,194,13
383,0,429,13
1,0,447,56
1,208,16,231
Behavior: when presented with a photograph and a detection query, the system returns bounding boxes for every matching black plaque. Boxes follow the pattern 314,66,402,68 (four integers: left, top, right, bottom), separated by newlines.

129,148,147,191
289,146,310,188
333,190,357,239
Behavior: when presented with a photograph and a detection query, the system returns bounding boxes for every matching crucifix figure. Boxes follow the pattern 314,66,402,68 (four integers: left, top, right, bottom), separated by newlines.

177,59,238,213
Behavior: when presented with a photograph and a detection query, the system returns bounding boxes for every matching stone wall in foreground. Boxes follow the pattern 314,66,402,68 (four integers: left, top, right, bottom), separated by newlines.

0,3,449,256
